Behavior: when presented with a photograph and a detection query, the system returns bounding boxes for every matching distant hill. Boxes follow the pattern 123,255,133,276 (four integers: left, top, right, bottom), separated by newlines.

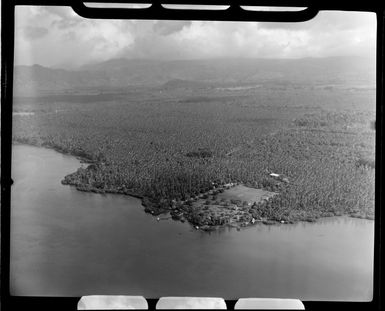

162,78,210,90
14,56,376,95
14,64,112,95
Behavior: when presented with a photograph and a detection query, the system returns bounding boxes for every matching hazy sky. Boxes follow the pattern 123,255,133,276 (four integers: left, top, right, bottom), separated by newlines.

14,6,376,68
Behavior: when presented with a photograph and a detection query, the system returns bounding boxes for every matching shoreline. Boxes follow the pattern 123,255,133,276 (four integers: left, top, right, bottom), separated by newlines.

12,141,375,231
12,140,95,164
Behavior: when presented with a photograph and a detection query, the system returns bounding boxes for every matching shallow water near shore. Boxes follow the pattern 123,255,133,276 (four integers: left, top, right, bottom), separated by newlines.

10,144,374,300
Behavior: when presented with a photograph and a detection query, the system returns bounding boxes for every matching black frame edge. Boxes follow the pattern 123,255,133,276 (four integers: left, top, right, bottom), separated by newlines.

1,0,15,308
1,1,384,311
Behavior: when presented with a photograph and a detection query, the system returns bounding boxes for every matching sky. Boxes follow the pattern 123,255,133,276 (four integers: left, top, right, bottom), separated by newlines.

14,6,377,69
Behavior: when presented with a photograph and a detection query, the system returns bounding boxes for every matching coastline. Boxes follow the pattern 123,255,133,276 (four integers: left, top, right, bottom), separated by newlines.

12,139,95,165
12,140,375,232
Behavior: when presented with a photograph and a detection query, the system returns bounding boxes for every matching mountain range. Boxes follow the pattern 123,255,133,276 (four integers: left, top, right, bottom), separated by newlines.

13,56,376,95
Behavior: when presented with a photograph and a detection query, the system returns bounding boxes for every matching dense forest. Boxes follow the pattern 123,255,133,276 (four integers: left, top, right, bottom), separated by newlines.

12,71,376,228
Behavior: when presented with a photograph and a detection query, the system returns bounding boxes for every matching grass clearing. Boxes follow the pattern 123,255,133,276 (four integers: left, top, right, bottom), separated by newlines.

217,185,277,205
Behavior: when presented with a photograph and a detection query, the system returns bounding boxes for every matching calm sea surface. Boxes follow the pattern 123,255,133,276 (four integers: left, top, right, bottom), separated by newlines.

10,144,374,300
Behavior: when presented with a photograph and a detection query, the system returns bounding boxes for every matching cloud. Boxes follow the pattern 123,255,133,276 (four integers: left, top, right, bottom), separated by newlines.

259,11,375,31
15,7,135,68
23,26,49,39
153,21,192,36
42,6,74,19
14,6,376,68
